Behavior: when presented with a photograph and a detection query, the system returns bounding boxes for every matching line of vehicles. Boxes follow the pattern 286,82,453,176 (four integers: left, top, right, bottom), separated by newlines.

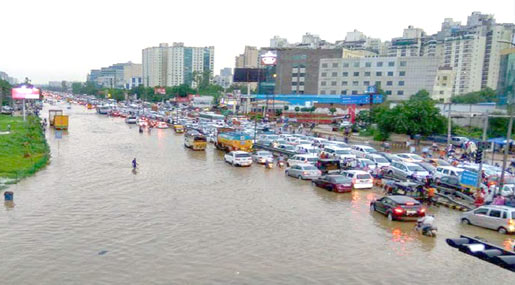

55,93,515,237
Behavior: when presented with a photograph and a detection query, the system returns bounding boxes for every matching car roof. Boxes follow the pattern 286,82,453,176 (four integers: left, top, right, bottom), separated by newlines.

293,154,318,158
477,205,515,211
233,151,248,154
297,163,316,167
386,195,420,203
438,166,463,171
344,170,370,174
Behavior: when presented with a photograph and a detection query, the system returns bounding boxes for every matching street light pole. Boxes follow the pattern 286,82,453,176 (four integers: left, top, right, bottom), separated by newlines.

499,109,513,190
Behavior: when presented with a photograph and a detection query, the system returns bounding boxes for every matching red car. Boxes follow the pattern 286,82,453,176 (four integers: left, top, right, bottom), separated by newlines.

312,175,353,193
370,195,426,221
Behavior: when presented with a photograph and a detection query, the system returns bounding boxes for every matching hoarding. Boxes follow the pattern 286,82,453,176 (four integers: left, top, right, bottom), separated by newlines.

460,170,479,188
11,85,40,99
154,87,166,95
260,51,277,66
233,68,266,82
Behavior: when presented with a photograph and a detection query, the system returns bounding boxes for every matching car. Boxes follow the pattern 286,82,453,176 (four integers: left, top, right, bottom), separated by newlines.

312,175,353,193
395,153,424,163
416,162,437,175
425,158,451,167
321,146,355,160
294,144,319,155
285,164,322,180
252,151,274,164
1,105,13,115
387,161,430,181
365,154,391,168
433,166,464,180
500,184,515,197
451,136,469,147
461,205,515,234
224,151,253,167
341,170,374,189
356,158,377,171
350,145,377,157
370,195,426,221
276,144,296,152
377,152,402,163
287,154,319,166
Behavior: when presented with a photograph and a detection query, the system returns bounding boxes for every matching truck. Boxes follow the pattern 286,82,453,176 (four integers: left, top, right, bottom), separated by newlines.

54,115,69,130
215,127,253,152
48,109,63,126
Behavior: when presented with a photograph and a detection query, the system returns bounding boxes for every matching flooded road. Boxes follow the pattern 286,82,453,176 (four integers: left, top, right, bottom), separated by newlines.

1,103,514,284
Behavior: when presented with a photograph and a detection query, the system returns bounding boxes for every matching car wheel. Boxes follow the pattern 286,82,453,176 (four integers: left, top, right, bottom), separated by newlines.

297,175,303,180
388,171,393,176
387,212,393,221
461,218,470,225
498,227,508,234
370,204,375,211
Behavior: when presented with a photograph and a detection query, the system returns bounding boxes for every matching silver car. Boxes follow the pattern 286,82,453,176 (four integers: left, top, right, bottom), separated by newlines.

461,205,515,234
386,161,429,181
285,164,322,180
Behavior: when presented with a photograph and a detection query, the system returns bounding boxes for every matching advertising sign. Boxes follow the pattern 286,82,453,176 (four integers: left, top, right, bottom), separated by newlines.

348,105,356,123
12,85,40,99
460,170,479,188
154,87,166,95
260,51,277,66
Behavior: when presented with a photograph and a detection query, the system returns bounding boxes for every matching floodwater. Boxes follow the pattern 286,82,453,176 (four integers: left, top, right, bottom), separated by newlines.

1,103,514,284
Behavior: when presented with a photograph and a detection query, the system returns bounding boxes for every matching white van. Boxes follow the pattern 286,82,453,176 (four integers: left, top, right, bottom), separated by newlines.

287,154,319,166
321,146,355,160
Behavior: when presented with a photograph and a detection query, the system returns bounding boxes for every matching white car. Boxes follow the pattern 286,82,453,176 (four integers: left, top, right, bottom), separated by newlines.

252,150,274,164
461,205,515,234
295,144,319,155
351,145,377,157
340,170,374,189
285,163,322,180
433,166,464,180
224,151,253,167
396,153,424,163
288,154,319,166
365,154,391,168
321,146,356,160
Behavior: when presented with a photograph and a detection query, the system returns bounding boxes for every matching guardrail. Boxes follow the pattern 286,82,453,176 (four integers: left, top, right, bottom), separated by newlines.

253,143,297,157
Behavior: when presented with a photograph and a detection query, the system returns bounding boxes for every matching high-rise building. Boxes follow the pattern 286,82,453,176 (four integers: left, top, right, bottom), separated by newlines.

388,26,426,57
215,67,233,89
142,42,214,87
234,46,259,68
87,62,142,89
270,36,289,48
497,48,515,105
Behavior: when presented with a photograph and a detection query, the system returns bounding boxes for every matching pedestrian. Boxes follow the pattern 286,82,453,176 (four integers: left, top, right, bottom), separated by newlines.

132,158,138,170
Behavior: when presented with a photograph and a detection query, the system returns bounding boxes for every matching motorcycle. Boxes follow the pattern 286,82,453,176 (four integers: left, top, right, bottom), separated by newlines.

265,159,274,169
277,160,285,168
415,221,438,237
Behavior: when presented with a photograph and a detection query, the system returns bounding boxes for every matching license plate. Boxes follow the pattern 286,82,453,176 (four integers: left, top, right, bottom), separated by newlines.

407,210,416,215
360,180,367,183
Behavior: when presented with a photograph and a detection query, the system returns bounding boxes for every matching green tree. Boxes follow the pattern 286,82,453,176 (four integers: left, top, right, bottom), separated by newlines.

0,79,12,106
411,89,431,101
451,88,497,104
284,105,289,111
294,106,300,113
329,107,337,115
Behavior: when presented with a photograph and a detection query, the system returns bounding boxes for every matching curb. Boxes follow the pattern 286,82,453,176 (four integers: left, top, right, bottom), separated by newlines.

436,200,468,212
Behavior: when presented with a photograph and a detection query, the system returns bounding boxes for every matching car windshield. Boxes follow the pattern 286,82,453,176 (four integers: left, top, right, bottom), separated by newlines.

332,177,350,183
335,149,351,154
235,153,250,158
302,166,318,171
409,154,424,160
437,160,451,166
357,174,371,179
374,157,388,163
259,152,272,156
363,148,376,153
408,165,425,171
306,157,318,162
361,159,374,165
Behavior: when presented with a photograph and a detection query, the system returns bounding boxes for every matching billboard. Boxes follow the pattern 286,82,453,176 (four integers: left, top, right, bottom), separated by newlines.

260,51,277,66
233,68,266,82
154,87,166,95
12,85,40,100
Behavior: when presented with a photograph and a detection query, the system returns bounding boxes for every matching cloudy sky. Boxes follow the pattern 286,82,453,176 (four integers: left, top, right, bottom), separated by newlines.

0,0,513,84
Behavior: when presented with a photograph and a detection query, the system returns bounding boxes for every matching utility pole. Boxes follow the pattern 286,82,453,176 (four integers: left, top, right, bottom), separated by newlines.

499,108,513,191
447,103,452,145
476,112,488,190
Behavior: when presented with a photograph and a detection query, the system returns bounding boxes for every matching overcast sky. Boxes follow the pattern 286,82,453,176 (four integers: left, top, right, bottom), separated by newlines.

0,0,513,84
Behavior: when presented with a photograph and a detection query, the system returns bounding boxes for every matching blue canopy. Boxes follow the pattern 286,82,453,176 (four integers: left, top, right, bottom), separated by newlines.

488,137,513,146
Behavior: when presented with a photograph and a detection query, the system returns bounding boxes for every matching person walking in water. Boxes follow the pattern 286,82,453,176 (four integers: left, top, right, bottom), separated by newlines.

132,158,138,170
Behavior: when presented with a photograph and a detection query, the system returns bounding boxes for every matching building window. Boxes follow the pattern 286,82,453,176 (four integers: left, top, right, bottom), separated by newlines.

364,81,370,86
352,81,359,86
332,63,338,68
343,72,348,77
321,81,326,86
388,61,395,67
397,90,404,95
399,71,406,76
322,63,328,68
331,72,338,77
331,81,337,86
320,90,326,94
292,81,298,86
330,90,337,95
385,90,392,95
400,61,407,67
386,81,392,86
387,71,394,76
343,63,349,68
376,72,382,76
299,73,305,77
353,62,360,67
352,90,358,95
292,73,299,77
321,72,327,77
364,72,371,76
377,62,383,67
342,81,348,86
353,72,359,76
365,62,371,67
375,81,381,86
440,91,444,94
443,76,448,80
398,81,405,86
299,82,305,86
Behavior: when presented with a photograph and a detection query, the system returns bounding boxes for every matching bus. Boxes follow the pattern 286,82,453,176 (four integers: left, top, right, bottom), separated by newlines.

184,131,207,151
199,112,225,123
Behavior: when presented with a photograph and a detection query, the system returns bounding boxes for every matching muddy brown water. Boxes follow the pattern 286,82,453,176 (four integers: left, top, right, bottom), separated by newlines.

0,103,514,284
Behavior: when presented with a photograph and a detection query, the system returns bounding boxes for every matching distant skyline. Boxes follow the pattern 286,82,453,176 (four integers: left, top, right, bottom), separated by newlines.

0,0,513,84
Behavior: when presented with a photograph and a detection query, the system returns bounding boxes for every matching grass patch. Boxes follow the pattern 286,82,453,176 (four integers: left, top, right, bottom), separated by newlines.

0,114,50,181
